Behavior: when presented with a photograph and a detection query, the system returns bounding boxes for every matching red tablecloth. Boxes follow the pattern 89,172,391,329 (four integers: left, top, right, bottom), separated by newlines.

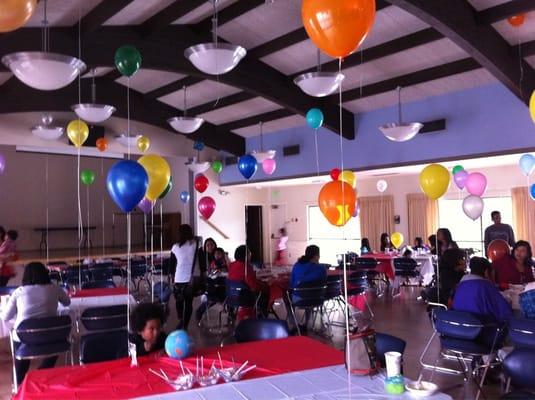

15,336,343,400
69,287,129,298
360,253,395,279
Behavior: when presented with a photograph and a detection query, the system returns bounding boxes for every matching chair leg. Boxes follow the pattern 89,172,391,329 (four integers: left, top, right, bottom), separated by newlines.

9,333,17,394
286,292,300,336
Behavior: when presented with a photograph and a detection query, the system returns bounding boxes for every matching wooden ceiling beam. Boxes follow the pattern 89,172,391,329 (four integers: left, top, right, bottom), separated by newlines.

74,0,135,36
218,109,293,132
476,0,535,25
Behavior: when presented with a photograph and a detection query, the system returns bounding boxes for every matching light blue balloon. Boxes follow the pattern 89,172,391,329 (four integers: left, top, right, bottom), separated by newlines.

306,108,324,130
531,184,535,201
179,190,190,204
519,154,535,176
165,330,191,359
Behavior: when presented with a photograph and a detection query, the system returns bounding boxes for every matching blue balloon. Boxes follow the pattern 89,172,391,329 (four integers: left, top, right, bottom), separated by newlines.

531,184,535,201
238,154,258,180
519,154,535,176
179,190,190,204
306,108,324,130
106,160,148,213
193,141,205,151
165,330,191,359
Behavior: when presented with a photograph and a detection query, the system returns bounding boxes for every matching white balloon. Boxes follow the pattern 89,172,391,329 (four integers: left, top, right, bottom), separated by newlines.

377,179,388,193
462,195,484,221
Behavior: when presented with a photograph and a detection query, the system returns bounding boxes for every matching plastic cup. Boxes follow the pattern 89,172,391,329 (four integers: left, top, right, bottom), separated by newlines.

384,351,402,377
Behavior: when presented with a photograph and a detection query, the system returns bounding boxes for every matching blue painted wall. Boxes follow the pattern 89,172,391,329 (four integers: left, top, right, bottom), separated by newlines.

220,83,535,185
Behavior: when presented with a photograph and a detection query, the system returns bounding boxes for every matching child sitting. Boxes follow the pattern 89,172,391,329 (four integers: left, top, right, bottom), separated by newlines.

130,303,167,356
209,247,229,276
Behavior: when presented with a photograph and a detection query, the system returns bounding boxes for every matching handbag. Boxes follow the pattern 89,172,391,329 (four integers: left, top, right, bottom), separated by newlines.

345,328,379,375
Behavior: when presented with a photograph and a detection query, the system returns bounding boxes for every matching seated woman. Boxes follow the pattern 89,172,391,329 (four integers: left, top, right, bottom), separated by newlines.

428,234,437,255
209,247,230,277
0,230,18,287
360,238,372,254
413,237,426,251
422,248,466,306
493,240,535,287
195,247,229,321
0,262,71,385
380,233,391,252
453,257,512,323
228,245,269,317
130,302,167,356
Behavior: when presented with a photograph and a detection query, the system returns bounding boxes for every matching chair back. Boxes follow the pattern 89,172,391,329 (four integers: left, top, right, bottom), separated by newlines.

291,281,327,308
16,315,72,345
82,280,116,289
325,276,342,300
130,261,148,278
89,265,114,281
154,281,172,304
226,280,257,308
206,277,227,302
434,309,483,340
0,286,18,296
393,258,418,273
346,272,368,296
509,318,535,349
80,330,128,364
234,319,289,343
375,332,407,368
81,305,127,331
354,257,379,271
503,348,535,390
62,266,89,286
153,259,171,276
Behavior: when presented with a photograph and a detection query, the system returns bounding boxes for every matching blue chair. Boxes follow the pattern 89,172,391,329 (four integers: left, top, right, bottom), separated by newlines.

234,319,289,343
61,265,89,288
199,277,227,331
509,318,535,349
79,305,128,364
419,309,504,400
130,260,149,292
393,257,420,285
81,280,116,289
89,263,114,282
225,280,260,324
0,286,17,296
519,289,535,320
287,282,327,336
502,348,535,398
375,332,407,368
354,257,388,294
10,315,72,392
153,281,172,304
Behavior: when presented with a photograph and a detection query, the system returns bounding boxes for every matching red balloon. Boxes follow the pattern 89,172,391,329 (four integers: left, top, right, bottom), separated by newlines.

194,174,209,193
198,196,216,219
318,181,356,226
488,239,510,262
96,137,108,152
330,168,341,181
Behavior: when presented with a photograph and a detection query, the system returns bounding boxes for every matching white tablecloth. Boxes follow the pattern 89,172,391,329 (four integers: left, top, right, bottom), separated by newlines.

415,255,435,286
0,293,135,338
134,365,452,400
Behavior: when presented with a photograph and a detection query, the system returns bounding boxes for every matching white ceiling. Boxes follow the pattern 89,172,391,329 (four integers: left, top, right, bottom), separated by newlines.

104,0,176,26
173,0,239,25
157,80,241,110
25,0,105,27
115,69,185,94
199,97,282,125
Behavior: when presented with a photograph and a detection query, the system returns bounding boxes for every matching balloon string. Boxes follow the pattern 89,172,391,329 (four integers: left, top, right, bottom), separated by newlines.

77,149,83,286
268,187,273,270
160,202,163,300
45,156,49,267
151,206,154,303
127,77,131,160
101,157,105,258
314,128,320,176
127,212,131,334
87,185,90,260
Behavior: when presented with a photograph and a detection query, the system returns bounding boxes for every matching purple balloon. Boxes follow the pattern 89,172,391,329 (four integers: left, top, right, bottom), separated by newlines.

465,172,487,197
0,154,5,174
138,197,155,214
453,170,469,190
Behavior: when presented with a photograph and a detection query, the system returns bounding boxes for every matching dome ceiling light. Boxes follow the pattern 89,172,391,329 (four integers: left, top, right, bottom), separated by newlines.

294,49,344,97
167,85,204,134
72,69,116,123
31,114,64,140
251,122,276,163
379,86,423,142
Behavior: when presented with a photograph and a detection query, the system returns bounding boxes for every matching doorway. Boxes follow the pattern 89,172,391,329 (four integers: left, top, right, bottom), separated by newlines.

245,205,264,265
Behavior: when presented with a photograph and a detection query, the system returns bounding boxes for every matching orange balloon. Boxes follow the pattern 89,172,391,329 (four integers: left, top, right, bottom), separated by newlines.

508,14,525,27
488,239,510,262
0,0,37,33
318,181,356,226
96,137,108,152
302,0,376,58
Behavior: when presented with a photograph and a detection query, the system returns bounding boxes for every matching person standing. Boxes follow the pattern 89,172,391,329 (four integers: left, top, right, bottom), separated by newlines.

274,228,288,266
484,211,515,255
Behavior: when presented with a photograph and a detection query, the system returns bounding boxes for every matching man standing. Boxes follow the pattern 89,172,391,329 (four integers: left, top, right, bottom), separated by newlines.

484,211,515,255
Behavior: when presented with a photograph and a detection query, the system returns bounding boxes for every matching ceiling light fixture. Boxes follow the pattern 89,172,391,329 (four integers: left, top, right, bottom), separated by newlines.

71,69,116,123
31,114,64,140
184,0,246,75
294,49,344,97
379,86,423,142
167,85,204,134
115,134,141,147
185,158,211,174
251,122,276,162
2,0,86,91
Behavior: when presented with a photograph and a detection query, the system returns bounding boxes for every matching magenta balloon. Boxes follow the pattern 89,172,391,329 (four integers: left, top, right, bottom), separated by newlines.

262,158,276,175
198,196,216,219
138,197,155,214
465,172,487,197
453,170,469,190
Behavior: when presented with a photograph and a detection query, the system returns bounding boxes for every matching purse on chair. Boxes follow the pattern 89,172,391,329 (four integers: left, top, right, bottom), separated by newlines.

345,328,380,375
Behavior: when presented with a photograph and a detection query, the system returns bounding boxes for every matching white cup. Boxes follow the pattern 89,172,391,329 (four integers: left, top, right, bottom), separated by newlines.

384,351,402,377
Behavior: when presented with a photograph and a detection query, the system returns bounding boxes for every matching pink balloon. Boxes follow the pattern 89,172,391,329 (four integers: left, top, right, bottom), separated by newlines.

465,172,487,197
453,170,469,190
262,158,276,175
198,196,216,219
137,197,155,214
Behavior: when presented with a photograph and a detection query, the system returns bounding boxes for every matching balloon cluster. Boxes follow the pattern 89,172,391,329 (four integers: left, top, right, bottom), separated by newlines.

518,154,535,200
452,165,488,221
236,154,277,180
318,169,358,226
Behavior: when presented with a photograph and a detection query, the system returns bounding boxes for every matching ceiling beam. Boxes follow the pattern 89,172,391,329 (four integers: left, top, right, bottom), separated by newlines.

333,58,480,103
521,39,535,57
218,109,293,132
145,76,204,100
75,0,135,36
476,0,535,25
386,0,535,104
139,0,207,36
0,77,245,155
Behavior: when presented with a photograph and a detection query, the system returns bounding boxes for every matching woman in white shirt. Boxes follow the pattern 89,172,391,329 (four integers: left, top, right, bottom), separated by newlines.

1,262,71,384
170,224,198,330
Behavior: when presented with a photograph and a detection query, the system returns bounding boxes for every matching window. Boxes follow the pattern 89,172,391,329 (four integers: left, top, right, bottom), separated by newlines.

438,196,513,254
307,205,361,265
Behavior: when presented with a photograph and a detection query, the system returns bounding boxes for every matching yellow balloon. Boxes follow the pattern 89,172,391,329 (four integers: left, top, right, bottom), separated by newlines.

339,170,357,189
137,136,150,152
67,119,89,148
391,232,404,249
419,164,450,199
138,154,171,201
529,90,535,123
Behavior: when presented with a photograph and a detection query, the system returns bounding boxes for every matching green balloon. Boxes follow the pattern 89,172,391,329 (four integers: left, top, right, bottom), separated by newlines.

80,170,95,185
452,165,464,175
114,45,141,77
211,160,223,174
159,180,173,199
